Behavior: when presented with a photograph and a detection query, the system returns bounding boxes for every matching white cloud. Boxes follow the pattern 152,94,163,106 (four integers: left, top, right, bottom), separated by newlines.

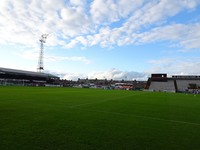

53,57,200,80
0,0,91,48
147,57,200,75
43,69,87,80
88,68,147,81
45,56,91,64
60,68,147,81
1,0,200,79
64,22,200,49
136,23,200,49
61,0,200,49
63,72,87,81
0,0,200,49
16,49,91,64
123,0,200,31
90,0,145,24
48,58,200,80
69,0,86,7
90,0,118,24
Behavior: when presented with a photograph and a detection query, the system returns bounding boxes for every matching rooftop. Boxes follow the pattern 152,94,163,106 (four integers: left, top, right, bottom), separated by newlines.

0,67,59,79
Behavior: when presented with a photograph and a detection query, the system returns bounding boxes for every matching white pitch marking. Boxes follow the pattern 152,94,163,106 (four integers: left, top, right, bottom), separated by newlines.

69,107,200,127
68,92,149,108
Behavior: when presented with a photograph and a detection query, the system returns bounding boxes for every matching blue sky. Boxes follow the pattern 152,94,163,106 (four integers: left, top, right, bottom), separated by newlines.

0,0,200,80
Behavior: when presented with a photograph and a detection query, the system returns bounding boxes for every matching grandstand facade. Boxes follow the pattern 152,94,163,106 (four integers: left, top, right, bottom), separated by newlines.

147,74,200,93
1,67,200,93
0,67,59,86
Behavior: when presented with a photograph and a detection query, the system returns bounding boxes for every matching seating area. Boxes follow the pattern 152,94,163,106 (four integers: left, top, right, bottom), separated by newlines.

0,67,59,86
148,74,200,93
176,80,200,92
149,80,176,92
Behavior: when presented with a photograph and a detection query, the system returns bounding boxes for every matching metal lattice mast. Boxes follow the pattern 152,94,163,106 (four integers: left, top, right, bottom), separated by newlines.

37,34,48,72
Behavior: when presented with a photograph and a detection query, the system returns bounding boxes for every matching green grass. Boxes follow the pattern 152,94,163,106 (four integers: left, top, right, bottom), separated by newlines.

0,86,200,150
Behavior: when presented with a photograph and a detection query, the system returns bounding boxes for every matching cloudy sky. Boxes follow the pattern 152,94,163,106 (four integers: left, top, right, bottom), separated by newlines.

0,0,200,80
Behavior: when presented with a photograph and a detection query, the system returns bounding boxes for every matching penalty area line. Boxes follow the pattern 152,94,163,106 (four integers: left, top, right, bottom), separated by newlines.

69,107,200,127
68,92,150,108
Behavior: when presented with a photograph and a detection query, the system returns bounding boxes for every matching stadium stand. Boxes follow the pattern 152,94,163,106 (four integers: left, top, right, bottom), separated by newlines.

148,74,200,93
172,75,200,92
148,74,175,92
149,80,176,92
0,67,59,86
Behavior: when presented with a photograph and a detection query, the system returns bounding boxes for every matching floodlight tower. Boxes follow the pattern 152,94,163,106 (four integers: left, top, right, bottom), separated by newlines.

37,34,48,72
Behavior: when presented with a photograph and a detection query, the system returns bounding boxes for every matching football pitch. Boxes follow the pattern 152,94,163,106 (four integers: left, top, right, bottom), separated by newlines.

0,86,200,150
